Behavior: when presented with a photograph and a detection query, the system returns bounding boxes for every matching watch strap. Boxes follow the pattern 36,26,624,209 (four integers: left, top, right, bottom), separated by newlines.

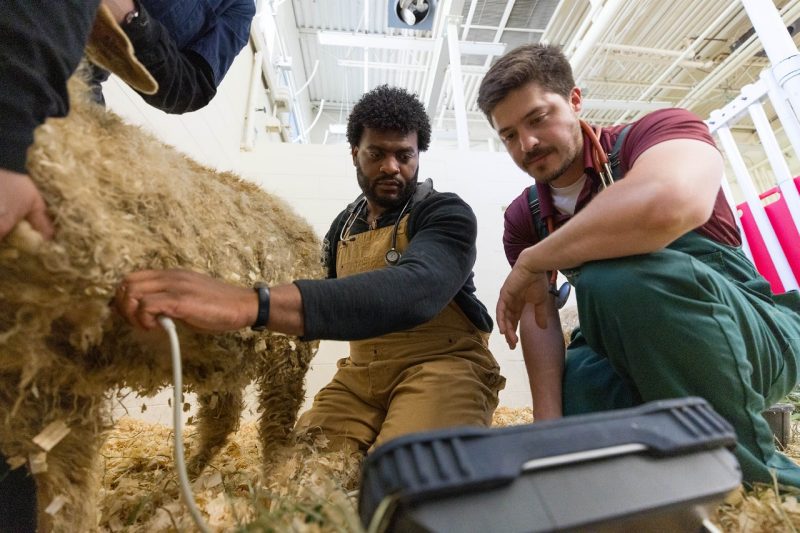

252,285,270,331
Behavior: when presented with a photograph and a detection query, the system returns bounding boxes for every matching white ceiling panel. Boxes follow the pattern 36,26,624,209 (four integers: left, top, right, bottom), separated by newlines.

260,0,800,155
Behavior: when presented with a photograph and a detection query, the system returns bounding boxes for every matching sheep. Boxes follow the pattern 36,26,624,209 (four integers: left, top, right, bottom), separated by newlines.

0,73,322,530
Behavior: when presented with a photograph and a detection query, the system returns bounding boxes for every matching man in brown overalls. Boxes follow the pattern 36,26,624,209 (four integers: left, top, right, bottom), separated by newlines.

118,85,505,455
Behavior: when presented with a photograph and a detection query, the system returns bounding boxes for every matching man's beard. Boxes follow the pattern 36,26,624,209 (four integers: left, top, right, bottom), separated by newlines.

523,123,583,184
356,164,419,210
523,146,579,184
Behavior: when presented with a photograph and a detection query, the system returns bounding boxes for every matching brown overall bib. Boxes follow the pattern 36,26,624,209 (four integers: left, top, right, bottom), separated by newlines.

295,213,505,453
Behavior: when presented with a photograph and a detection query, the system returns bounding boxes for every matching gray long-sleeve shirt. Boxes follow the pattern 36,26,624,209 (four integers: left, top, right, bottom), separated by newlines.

295,183,493,341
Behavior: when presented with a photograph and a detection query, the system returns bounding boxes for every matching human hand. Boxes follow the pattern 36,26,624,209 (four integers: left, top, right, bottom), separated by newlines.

101,0,136,23
0,169,54,243
115,269,259,332
496,266,550,349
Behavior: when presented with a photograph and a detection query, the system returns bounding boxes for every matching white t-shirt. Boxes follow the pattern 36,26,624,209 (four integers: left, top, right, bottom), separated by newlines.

550,174,588,216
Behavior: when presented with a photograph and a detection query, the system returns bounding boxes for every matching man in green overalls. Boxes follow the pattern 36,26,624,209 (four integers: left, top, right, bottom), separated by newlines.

118,85,505,455
477,43,800,488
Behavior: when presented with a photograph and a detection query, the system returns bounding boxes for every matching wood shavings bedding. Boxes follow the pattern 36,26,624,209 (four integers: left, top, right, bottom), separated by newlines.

98,412,800,532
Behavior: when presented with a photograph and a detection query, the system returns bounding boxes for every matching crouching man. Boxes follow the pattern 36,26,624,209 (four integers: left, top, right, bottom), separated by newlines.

479,43,800,488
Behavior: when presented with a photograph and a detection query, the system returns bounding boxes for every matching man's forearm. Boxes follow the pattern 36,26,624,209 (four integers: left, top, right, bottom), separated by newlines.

516,140,723,275
520,303,564,421
122,4,217,113
267,283,305,337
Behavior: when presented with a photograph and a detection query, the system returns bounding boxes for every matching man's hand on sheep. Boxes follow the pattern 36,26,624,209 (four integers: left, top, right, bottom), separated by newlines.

116,269,305,335
0,169,54,242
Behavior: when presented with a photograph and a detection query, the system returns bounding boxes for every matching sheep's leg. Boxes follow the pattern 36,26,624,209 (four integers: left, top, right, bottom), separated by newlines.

255,340,315,464
186,390,243,477
34,396,105,532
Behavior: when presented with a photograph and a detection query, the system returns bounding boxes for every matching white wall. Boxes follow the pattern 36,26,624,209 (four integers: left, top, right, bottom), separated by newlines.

104,45,538,426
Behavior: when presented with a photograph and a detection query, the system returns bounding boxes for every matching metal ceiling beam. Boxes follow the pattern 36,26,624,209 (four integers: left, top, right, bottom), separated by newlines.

619,0,741,121
422,0,465,113
468,24,545,33
678,0,800,109
315,30,505,55
540,0,575,44
583,78,698,91
561,1,601,57
315,97,671,119
446,15,470,149
600,43,715,69
461,0,478,39
570,0,627,81
581,99,673,112
481,0,517,69
338,59,429,70
338,59,491,75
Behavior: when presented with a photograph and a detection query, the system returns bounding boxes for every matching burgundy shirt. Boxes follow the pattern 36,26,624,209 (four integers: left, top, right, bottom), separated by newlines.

503,108,741,266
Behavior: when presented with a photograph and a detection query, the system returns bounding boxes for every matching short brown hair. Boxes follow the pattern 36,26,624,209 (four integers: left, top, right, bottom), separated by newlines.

477,44,575,124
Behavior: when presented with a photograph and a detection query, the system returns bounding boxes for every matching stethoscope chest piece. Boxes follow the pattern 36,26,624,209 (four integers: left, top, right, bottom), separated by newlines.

385,248,401,266
550,281,571,309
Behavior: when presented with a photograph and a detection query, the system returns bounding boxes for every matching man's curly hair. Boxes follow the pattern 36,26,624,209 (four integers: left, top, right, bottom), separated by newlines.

346,85,431,151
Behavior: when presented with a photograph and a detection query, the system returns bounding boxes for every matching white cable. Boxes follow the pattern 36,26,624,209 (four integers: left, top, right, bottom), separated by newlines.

292,98,325,143
158,316,212,533
293,59,319,97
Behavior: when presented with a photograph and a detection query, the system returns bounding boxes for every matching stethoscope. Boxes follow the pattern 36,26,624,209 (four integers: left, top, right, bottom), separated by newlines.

546,120,615,309
339,194,414,266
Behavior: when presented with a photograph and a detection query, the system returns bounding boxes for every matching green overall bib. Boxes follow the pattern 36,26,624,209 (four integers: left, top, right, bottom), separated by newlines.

295,213,505,454
562,230,800,486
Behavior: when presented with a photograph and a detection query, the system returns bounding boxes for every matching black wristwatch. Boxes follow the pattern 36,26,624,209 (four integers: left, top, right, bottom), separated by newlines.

251,283,270,331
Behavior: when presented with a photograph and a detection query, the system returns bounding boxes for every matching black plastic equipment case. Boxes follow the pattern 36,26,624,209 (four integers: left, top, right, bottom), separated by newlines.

359,397,741,532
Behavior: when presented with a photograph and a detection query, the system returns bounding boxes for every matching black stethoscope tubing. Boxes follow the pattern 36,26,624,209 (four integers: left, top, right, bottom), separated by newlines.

339,194,414,266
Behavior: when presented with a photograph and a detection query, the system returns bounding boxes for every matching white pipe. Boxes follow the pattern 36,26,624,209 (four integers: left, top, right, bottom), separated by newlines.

461,0,478,40
250,16,289,142
446,17,469,150
715,124,798,290
563,1,602,58
570,0,626,80
482,0,517,68
681,1,800,110
626,1,740,106
720,173,752,261
762,68,800,234
538,0,573,44
600,43,715,69
740,0,800,71
744,84,800,237
293,59,319,97
741,0,800,148
241,50,264,151
363,0,369,93
706,80,768,134
293,99,325,143
363,50,369,93
763,69,800,161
